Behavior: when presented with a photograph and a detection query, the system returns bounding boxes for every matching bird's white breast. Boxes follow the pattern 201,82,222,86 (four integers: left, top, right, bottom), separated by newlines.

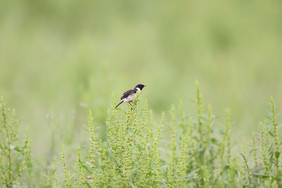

123,93,136,102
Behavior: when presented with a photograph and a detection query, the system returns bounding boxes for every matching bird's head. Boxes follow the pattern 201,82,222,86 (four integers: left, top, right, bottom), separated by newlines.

135,84,146,91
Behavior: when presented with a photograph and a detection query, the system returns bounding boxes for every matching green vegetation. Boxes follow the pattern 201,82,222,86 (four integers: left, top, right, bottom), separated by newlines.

1,0,282,139
1,0,282,187
1,85,281,187
0,97,32,187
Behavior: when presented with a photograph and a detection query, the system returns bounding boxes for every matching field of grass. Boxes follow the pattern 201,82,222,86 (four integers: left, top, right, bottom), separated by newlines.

1,0,282,187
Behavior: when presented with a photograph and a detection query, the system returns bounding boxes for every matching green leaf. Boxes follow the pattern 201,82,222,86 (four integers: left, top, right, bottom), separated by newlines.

275,151,280,159
268,131,274,137
14,146,21,152
269,152,274,164
85,181,91,188
79,160,92,173
211,138,218,144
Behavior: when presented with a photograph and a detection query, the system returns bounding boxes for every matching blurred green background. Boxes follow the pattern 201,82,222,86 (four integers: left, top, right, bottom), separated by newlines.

1,0,282,162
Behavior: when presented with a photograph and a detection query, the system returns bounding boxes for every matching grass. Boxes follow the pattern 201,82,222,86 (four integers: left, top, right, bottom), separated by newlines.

0,85,281,187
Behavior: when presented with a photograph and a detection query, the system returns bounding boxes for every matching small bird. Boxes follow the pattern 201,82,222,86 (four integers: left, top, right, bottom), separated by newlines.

115,84,146,108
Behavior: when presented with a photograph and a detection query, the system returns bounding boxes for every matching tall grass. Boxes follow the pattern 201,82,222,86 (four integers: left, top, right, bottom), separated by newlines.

0,85,281,187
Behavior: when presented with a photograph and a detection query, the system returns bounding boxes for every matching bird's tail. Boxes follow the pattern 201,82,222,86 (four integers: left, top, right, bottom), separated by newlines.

115,101,124,108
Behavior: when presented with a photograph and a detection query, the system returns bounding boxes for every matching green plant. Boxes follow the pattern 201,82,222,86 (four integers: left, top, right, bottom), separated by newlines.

0,97,32,187
1,85,282,187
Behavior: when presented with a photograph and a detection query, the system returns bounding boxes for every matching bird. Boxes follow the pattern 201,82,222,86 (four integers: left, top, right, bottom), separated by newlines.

115,84,146,108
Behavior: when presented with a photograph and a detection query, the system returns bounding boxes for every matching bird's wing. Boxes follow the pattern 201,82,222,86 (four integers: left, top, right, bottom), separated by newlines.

121,89,136,100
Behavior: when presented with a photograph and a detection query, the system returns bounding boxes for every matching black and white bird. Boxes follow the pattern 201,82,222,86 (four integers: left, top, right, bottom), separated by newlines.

115,84,146,108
